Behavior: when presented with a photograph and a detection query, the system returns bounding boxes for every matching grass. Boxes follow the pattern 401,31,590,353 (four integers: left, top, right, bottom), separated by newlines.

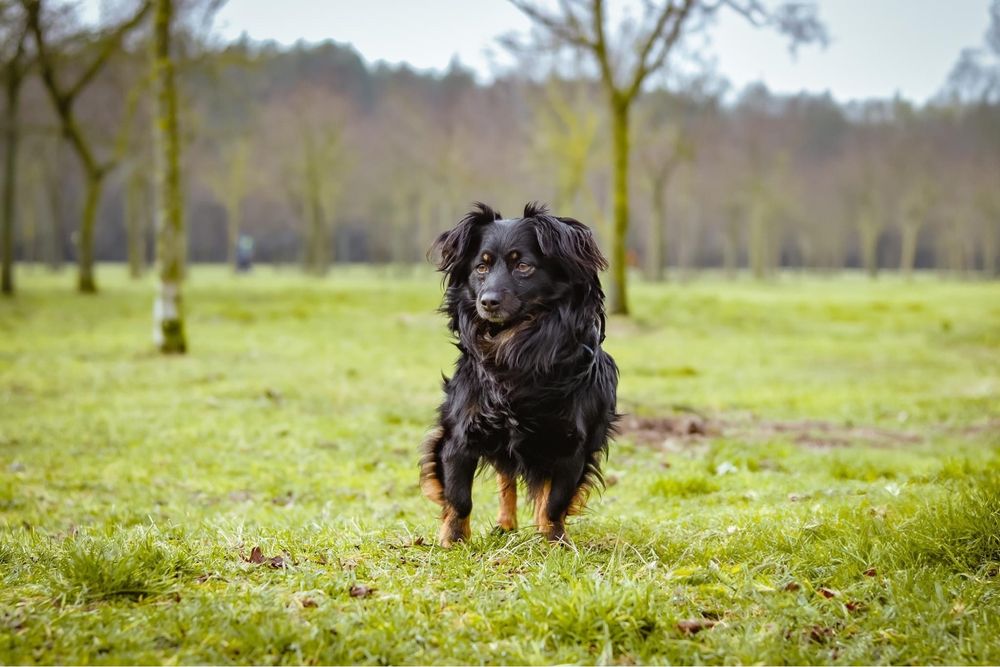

0,265,998,664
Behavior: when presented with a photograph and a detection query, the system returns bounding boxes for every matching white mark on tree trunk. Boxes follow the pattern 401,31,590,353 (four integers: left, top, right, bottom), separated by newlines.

153,280,180,346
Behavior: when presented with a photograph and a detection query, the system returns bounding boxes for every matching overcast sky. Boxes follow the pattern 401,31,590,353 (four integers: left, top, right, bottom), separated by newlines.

212,1,991,104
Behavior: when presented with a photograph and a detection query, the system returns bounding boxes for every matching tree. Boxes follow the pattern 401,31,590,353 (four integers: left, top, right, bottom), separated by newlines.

898,175,936,279
534,77,602,215
1,2,30,295
152,0,185,353
24,0,151,293
637,92,696,281
124,159,150,278
284,88,346,275
940,0,1000,105
510,0,825,314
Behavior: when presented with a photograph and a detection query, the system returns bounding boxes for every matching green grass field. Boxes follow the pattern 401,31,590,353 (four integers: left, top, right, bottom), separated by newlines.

1,266,998,665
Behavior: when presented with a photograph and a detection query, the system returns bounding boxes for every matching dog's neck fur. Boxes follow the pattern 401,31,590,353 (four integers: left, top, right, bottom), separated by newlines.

449,290,602,381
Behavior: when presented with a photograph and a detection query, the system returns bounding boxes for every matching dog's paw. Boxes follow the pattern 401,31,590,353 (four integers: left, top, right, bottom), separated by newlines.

491,523,518,536
437,514,471,547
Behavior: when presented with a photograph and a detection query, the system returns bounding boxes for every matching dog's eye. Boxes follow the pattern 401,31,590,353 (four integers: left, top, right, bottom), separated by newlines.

475,263,489,275
515,262,533,273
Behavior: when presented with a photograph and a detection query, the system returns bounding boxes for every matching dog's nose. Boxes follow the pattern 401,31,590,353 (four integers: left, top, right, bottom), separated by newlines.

479,292,502,311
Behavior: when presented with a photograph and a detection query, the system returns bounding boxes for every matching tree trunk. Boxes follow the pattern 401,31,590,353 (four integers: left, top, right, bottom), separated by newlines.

77,172,103,293
2,54,23,296
723,220,739,280
226,196,238,270
859,216,879,279
749,201,767,280
982,219,998,277
152,0,186,353
646,186,665,282
608,98,629,315
44,144,65,271
899,221,919,280
309,197,328,276
21,167,38,268
126,167,147,278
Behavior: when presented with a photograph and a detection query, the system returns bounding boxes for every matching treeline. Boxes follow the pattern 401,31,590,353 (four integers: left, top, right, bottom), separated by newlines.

7,35,1000,277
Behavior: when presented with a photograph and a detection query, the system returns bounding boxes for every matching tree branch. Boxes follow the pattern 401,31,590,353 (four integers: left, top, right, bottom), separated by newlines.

591,0,616,95
65,1,152,102
508,0,595,50
626,0,697,102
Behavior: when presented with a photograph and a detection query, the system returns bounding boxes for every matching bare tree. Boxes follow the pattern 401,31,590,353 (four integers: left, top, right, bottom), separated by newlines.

152,0,185,352
24,0,151,293
201,133,249,270
510,0,825,314
637,95,695,281
534,77,602,214
941,0,1000,105
271,87,347,275
1,1,30,295
898,175,936,280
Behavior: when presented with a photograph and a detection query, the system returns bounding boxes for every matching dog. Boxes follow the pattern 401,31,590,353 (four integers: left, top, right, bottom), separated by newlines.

419,202,618,546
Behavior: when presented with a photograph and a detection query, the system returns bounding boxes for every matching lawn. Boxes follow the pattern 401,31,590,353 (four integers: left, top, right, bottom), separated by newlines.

1,266,998,665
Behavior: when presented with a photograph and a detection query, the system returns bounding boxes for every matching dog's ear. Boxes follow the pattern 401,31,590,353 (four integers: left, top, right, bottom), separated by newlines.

527,203,608,284
429,202,502,282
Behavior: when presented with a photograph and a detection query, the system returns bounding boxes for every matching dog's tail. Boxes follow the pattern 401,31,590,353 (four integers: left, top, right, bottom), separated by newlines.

419,426,446,506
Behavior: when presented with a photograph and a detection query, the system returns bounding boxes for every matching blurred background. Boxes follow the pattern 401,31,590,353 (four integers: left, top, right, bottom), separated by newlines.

1,0,998,298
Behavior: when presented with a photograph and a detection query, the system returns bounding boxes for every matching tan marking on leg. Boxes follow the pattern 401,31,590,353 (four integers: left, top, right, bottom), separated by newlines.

437,505,471,547
567,481,591,517
533,480,553,537
532,480,576,545
496,472,518,531
418,426,445,506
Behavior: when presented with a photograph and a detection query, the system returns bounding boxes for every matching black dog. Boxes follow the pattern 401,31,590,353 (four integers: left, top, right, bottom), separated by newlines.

420,202,618,545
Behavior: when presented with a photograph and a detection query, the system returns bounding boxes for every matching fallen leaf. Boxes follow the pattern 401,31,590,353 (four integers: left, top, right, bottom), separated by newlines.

267,555,286,569
845,601,865,613
863,567,877,577
245,546,265,564
808,625,836,643
391,535,426,549
783,581,801,592
300,597,318,608
677,619,716,635
349,584,374,598
818,587,840,599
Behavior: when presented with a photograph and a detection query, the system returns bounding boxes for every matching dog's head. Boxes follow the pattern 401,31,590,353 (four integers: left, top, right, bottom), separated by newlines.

431,202,608,329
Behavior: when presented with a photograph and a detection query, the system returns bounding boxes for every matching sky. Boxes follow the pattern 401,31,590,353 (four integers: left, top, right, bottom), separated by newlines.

211,0,991,104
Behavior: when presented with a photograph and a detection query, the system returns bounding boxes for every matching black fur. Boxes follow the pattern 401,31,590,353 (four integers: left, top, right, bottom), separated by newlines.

420,202,619,544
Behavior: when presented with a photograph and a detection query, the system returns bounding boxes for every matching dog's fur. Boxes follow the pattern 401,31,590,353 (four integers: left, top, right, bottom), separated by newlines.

420,202,618,545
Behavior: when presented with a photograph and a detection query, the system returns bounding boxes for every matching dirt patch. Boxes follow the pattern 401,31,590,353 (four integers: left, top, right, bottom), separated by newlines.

618,414,718,447
619,413,924,449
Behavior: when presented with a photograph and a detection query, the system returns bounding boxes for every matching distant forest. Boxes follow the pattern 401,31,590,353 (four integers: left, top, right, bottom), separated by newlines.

11,36,1000,276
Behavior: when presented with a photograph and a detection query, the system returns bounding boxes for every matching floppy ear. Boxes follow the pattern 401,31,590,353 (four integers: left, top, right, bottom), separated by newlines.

429,202,502,284
526,202,608,284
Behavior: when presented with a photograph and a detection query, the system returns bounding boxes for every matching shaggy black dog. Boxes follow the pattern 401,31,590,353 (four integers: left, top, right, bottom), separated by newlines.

420,202,618,546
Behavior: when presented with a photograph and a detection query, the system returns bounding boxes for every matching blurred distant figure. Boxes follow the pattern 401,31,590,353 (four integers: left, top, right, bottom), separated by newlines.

235,235,254,272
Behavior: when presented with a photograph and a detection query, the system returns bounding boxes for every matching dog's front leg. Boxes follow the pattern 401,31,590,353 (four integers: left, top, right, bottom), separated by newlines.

535,454,586,544
438,447,478,547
